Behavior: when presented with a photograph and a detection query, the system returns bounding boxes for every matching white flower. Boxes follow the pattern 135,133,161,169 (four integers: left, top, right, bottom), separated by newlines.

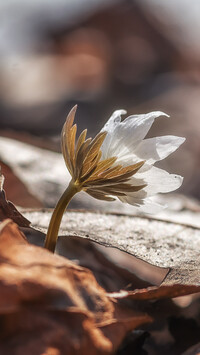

62,106,185,213
100,110,185,213
46,107,185,252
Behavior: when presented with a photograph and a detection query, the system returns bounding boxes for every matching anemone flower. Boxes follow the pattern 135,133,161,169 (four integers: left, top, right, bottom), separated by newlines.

44,106,185,252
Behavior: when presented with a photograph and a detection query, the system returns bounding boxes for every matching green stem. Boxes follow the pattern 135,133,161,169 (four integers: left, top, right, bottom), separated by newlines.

44,180,80,253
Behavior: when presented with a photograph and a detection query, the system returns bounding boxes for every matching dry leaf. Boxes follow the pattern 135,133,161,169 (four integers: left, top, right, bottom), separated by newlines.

21,209,200,287
0,189,30,227
0,178,200,297
0,180,199,295
56,235,153,292
0,161,42,207
108,284,200,301
0,137,70,208
0,219,151,354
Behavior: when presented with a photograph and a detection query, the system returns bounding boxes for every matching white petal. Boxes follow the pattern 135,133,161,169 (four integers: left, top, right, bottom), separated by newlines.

98,109,184,214
134,136,185,165
101,111,169,159
131,166,183,195
102,109,127,131
100,110,126,158
137,200,166,214
119,195,166,214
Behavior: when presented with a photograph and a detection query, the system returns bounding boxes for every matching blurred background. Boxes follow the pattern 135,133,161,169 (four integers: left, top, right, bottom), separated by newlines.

0,0,200,200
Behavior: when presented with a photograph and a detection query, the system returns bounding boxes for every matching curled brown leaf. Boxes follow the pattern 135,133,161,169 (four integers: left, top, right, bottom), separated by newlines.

0,219,151,354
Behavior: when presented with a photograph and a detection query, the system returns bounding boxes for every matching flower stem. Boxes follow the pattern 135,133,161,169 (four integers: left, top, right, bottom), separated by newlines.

44,180,80,253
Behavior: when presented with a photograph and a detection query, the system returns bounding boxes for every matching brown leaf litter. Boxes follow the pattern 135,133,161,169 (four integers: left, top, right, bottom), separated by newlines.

0,219,151,355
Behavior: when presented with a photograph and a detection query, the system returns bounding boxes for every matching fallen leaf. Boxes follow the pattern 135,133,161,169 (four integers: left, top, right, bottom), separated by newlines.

108,284,200,301
0,189,30,227
0,161,42,207
0,219,151,354
0,137,70,208
56,235,153,292
1,167,200,296
21,209,200,287
0,179,200,296
0,182,166,292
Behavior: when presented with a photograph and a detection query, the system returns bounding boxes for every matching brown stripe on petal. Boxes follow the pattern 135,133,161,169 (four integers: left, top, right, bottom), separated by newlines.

113,168,145,182
83,132,107,166
80,151,102,181
88,160,145,184
84,179,125,188
84,174,126,187
69,124,77,172
84,171,146,189
65,105,77,131
100,183,147,193
100,165,123,179
119,183,146,192
92,186,127,196
91,157,117,178
86,189,116,201
61,128,73,174
76,138,92,165
75,132,107,182
75,129,87,159
127,184,146,192
88,160,143,183
89,131,107,151
91,164,123,181
87,182,146,197
98,161,145,182
74,138,92,180
61,106,77,175
119,161,145,175
80,166,97,183
104,161,144,180
89,173,137,186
